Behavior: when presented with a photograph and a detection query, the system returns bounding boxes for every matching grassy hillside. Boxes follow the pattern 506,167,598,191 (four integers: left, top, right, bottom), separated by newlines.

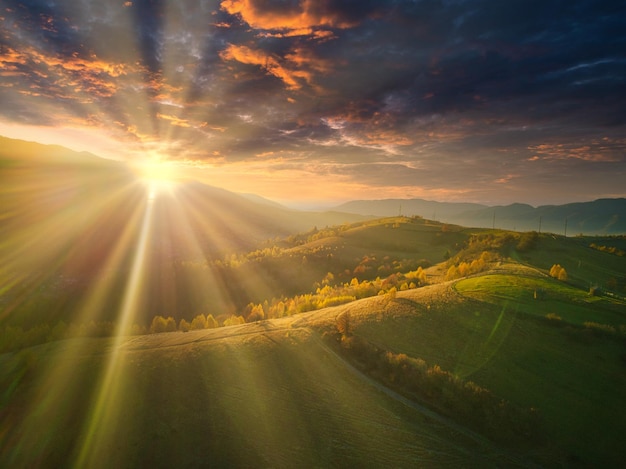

3,205,626,467
1,323,517,468
513,233,626,292
341,270,626,466
3,256,625,466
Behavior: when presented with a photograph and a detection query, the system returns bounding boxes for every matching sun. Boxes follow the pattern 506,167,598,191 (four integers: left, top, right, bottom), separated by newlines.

131,160,181,199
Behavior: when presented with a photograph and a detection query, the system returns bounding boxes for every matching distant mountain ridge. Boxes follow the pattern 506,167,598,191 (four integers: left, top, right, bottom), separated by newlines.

333,198,626,234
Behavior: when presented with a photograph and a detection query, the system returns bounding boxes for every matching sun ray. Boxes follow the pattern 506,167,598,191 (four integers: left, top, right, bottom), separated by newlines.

73,184,157,466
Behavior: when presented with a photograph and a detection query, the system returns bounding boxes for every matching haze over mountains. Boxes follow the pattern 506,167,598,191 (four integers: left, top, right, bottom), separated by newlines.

334,198,626,235
0,136,367,251
2,135,625,239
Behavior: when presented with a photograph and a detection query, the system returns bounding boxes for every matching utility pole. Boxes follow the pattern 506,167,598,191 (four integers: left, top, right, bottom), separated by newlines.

564,217,568,237
492,210,496,229
538,216,542,233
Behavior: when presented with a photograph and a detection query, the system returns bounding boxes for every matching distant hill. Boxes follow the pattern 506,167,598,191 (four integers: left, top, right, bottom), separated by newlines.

334,198,487,220
0,135,368,253
0,136,369,326
238,192,287,209
333,198,626,234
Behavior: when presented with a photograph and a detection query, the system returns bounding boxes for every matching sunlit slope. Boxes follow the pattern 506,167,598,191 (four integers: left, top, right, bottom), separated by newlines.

287,216,466,261
342,267,626,466
511,232,626,291
3,257,625,466
231,216,469,298
1,324,513,468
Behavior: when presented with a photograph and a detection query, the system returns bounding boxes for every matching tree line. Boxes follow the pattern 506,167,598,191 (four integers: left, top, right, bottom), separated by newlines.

0,267,429,352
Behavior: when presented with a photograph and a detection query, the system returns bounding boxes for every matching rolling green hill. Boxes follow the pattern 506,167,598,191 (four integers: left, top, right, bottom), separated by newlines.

1,321,520,468
2,255,625,467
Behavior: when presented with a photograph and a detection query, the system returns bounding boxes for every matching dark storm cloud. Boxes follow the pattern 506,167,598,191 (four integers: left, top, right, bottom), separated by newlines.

0,0,624,203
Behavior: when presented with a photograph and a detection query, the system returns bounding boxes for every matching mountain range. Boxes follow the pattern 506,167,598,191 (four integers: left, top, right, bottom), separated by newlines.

2,135,625,237
333,197,626,235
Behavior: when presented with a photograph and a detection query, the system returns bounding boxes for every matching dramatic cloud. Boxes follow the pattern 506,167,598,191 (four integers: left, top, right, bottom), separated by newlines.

1,0,625,205
220,0,377,34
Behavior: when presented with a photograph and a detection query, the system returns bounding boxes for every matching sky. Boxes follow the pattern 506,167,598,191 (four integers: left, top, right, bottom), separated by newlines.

1,0,625,207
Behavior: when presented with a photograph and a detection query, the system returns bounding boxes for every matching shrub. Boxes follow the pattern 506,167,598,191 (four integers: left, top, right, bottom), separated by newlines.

545,313,563,326
584,322,616,337
333,333,541,444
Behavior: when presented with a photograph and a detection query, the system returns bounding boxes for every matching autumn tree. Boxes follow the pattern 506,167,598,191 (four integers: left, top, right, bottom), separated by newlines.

150,316,167,333
336,311,351,338
178,318,191,332
206,314,218,329
446,265,458,280
549,264,568,281
190,314,207,330
164,316,177,332
223,315,245,326
247,304,265,322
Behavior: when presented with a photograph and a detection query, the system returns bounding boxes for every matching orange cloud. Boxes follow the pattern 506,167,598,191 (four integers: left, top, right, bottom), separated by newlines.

0,47,29,70
284,46,334,74
199,122,226,132
221,0,357,35
364,130,414,146
0,45,132,99
528,141,622,162
221,44,313,90
495,174,517,184
157,113,191,128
